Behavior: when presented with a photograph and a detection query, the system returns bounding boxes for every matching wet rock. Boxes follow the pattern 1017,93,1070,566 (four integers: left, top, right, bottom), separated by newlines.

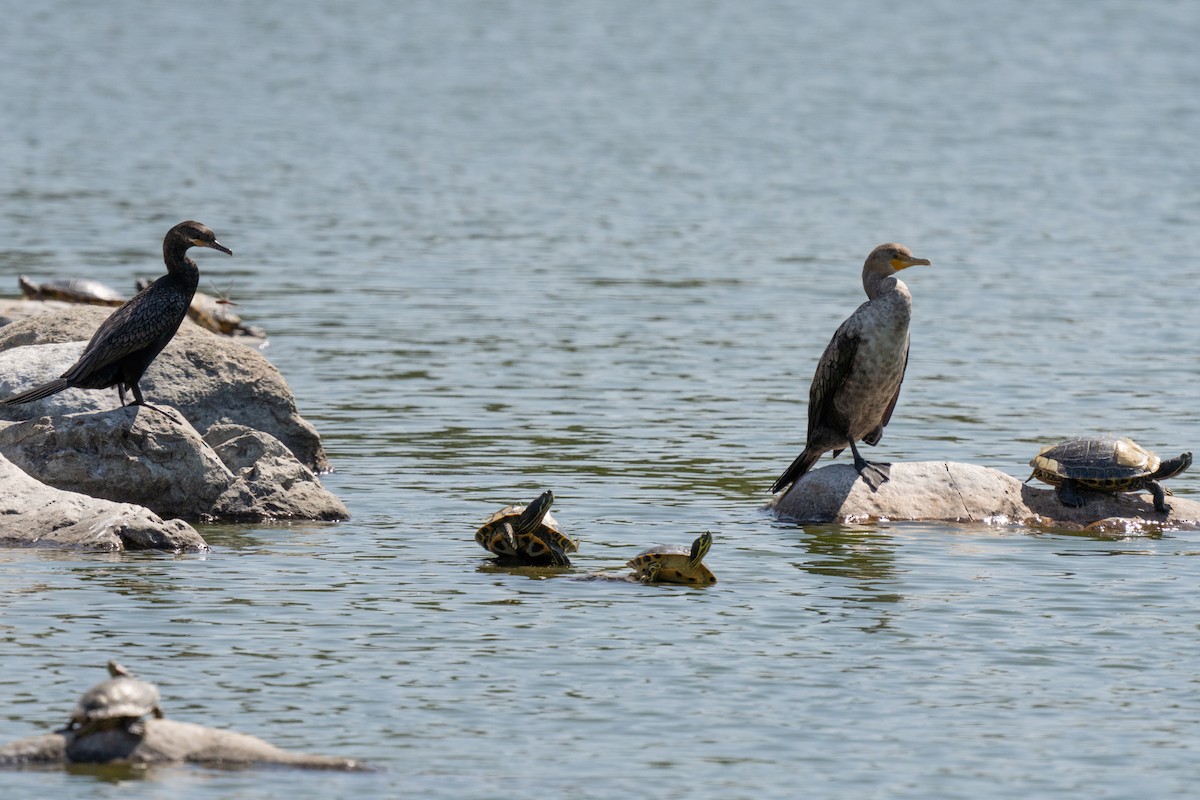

766,461,1200,532
0,451,206,552
0,719,365,771
205,423,350,521
0,408,347,522
0,305,328,472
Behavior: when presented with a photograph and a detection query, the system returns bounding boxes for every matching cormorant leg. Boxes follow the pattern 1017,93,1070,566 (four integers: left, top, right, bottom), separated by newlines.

1148,481,1170,514
1055,480,1086,508
118,384,129,407
131,383,146,406
848,439,890,491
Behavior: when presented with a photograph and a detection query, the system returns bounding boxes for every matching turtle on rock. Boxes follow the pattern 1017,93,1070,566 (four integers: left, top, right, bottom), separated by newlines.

475,490,578,566
1027,435,1192,514
19,275,126,306
62,660,164,737
627,532,717,585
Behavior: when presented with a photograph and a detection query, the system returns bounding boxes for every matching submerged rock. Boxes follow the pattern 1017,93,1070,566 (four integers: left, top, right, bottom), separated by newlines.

766,461,1200,532
0,305,328,472
0,718,365,771
0,407,347,522
0,451,206,552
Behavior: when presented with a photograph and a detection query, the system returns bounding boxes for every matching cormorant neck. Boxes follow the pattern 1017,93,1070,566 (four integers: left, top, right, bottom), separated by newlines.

163,239,200,290
863,271,905,301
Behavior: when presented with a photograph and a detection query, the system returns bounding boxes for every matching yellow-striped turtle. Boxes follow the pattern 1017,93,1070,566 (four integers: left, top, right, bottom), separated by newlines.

475,490,577,566
627,532,716,585
19,275,125,306
64,661,163,737
1028,435,1192,514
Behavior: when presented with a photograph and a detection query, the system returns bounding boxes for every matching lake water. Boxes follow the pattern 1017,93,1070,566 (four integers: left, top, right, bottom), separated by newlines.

2,0,1199,797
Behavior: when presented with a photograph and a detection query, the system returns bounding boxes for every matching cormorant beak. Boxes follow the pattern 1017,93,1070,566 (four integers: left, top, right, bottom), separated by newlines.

891,255,931,271
197,239,233,256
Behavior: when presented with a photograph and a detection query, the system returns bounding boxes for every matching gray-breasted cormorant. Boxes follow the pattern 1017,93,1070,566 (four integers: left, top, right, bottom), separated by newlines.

771,243,932,494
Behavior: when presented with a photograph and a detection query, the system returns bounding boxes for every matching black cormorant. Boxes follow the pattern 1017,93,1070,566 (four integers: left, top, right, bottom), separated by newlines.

2,221,232,408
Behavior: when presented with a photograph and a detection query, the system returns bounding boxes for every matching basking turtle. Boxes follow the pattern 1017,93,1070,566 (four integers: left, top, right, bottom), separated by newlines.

627,532,717,585
1028,435,1192,514
475,490,578,566
64,661,163,737
19,275,125,306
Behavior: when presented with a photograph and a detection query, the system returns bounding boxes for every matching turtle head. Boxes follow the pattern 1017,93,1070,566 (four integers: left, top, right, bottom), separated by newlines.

1155,451,1193,481
688,532,713,568
514,489,554,535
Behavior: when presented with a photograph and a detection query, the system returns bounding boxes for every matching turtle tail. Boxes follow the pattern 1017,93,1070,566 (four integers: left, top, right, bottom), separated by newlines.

1153,452,1192,481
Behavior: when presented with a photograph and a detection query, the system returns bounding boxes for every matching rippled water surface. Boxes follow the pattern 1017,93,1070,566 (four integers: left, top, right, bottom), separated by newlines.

2,1,1200,797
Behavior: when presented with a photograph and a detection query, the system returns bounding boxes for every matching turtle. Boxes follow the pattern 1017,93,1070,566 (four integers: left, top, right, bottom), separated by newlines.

19,275,126,306
475,490,578,566
63,660,164,737
1028,435,1192,514
626,531,717,585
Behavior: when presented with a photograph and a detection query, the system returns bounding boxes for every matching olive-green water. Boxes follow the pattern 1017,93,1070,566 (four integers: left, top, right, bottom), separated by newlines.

2,1,1199,797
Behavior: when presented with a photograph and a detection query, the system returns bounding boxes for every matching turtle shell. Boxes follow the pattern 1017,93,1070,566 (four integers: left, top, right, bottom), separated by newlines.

70,661,162,730
19,275,125,306
1029,436,1159,490
475,501,577,564
627,533,716,585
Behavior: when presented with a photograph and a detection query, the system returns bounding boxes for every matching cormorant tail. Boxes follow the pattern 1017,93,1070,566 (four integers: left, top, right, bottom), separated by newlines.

1,379,72,405
770,447,823,494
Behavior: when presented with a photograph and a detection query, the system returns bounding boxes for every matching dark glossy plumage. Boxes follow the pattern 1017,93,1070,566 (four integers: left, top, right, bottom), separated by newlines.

2,221,231,407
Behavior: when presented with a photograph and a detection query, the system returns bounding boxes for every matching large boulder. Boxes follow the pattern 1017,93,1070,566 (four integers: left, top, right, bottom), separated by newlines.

0,719,365,770
0,450,206,552
766,461,1200,532
0,305,329,472
0,408,348,522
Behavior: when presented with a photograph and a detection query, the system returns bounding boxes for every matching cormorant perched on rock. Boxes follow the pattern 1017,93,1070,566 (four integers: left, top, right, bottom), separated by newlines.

2,221,232,408
771,243,932,495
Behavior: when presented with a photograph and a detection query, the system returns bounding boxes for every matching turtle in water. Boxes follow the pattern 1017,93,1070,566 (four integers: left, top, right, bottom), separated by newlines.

475,490,578,566
63,660,164,737
627,531,717,585
19,275,125,306
1028,435,1192,514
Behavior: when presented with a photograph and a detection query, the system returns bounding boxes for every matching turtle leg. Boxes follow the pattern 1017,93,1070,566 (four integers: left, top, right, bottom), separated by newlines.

543,537,571,567
640,562,661,584
1055,480,1086,508
1147,481,1170,514
500,521,518,554
848,439,890,491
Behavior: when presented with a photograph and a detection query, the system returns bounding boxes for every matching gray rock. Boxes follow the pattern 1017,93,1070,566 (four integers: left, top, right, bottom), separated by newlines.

0,298,72,327
0,408,347,522
0,451,206,552
0,719,365,771
0,305,329,472
766,461,1200,532
0,407,230,518
205,423,350,521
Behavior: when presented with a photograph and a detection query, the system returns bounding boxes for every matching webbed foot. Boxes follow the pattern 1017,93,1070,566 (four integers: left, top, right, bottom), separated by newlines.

858,461,891,491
